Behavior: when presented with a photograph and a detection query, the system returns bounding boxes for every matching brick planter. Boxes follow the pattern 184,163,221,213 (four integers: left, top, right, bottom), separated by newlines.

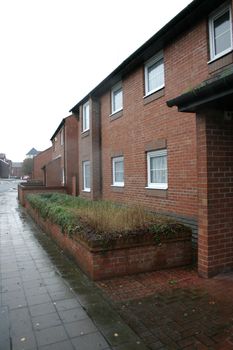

18,183,67,207
25,201,192,281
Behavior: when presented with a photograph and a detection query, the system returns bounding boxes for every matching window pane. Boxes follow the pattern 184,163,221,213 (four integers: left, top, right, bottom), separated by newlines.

83,162,90,189
85,163,90,188
113,88,123,111
214,11,231,55
150,155,167,184
83,103,89,130
148,59,164,92
115,160,124,182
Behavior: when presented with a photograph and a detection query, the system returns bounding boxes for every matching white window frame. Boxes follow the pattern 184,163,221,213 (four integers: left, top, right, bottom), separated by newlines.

209,3,233,61
144,51,165,97
83,160,91,192
112,156,124,187
60,129,64,146
147,149,168,190
61,167,65,185
111,81,123,114
82,101,90,132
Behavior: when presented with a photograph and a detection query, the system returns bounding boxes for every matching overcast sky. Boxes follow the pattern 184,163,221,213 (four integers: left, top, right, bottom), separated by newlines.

0,0,192,162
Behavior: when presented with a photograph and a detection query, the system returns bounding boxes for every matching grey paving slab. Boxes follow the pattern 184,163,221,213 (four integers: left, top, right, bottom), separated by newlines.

39,339,74,350
11,331,37,350
29,302,56,317
0,306,10,350
64,318,98,338
54,297,81,311
58,306,88,323
35,324,68,347
26,292,51,306
71,332,110,350
32,312,62,330
0,190,149,350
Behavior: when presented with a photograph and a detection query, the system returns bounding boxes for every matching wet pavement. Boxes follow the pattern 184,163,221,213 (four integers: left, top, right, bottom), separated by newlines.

0,191,147,350
2,189,233,350
98,269,233,349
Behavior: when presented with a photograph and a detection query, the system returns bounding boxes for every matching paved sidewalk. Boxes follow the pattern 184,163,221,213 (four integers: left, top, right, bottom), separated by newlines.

2,190,233,350
0,191,147,350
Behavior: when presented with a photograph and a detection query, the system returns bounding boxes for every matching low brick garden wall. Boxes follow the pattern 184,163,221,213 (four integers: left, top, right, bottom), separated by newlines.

18,183,67,206
25,199,193,281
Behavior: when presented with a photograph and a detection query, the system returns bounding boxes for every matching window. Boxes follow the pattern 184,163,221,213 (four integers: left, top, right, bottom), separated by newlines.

60,129,64,146
144,51,165,96
209,4,233,61
83,161,90,192
112,156,124,187
111,82,123,114
82,101,90,132
61,168,65,184
147,149,168,189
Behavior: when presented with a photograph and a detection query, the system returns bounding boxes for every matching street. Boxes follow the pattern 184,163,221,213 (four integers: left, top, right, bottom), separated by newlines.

0,179,22,193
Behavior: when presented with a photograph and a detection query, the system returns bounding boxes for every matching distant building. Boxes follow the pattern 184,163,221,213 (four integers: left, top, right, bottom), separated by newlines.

32,147,52,183
26,148,40,159
11,162,23,178
0,154,10,178
33,115,79,194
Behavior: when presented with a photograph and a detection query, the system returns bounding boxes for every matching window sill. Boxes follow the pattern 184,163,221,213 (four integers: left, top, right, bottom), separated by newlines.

82,189,91,193
145,186,168,190
81,130,90,138
208,50,233,74
109,109,123,121
208,49,233,65
143,87,165,105
110,108,123,116
111,184,124,188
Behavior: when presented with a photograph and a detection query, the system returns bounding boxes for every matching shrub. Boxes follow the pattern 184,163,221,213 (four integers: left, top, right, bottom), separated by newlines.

27,193,191,243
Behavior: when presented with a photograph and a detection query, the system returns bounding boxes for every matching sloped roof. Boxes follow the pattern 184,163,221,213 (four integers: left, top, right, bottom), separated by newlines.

69,0,223,113
26,148,39,156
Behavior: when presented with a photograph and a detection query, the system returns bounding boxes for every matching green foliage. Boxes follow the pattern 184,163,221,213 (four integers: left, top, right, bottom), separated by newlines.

22,158,33,176
27,193,190,244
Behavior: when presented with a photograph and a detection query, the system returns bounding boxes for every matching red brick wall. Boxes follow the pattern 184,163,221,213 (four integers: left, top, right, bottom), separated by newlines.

18,184,66,206
25,201,192,280
52,128,64,165
64,115,79,195
99,15,232,222
78,101,92,199
197,112,233,277
78,100,101,200
33,147,52,182
45,157,62,187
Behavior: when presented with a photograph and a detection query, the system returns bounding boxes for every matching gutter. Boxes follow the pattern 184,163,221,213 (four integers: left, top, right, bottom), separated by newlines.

167,67,233,112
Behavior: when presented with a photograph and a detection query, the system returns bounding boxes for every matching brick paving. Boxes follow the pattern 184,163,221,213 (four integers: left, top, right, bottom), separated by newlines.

97,269,233,349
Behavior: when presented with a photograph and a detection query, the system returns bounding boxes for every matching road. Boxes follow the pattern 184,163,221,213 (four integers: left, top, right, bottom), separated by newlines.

0,179,22,193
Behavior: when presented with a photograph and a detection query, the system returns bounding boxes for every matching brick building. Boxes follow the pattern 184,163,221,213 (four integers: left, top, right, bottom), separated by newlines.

68,0,233,277
11,162,23,178
0,154,10,178
44,115,79,194
32,147,52,183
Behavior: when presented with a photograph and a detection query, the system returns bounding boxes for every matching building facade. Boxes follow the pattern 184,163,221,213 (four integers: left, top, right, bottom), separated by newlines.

32,147,52,183
44,115,79,194
0,154,10,178
69,0,233,277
